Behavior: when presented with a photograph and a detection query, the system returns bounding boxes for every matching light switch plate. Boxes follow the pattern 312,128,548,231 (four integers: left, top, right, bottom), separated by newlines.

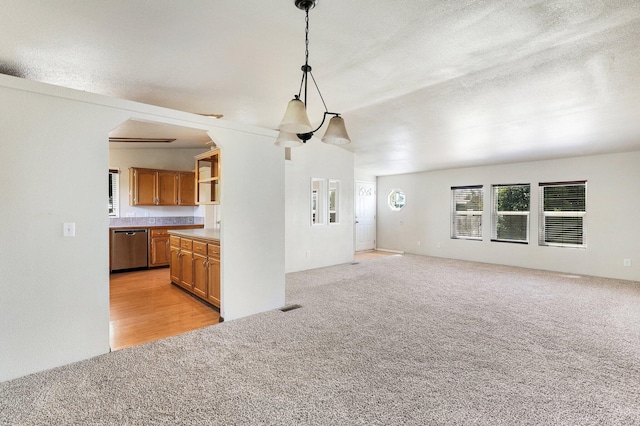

63,222,75,237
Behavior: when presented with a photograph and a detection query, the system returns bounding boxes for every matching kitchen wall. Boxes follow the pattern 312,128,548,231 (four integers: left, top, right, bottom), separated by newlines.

0,74,284,382
285,139,355,273
377,151,640,282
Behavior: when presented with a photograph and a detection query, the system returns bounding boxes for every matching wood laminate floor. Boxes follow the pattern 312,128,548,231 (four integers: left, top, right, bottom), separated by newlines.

109,267,220,351
110,252,397,350
354,250,400,261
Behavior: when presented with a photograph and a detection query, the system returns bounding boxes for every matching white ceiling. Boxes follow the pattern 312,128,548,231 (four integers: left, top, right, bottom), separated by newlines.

2,0,640,176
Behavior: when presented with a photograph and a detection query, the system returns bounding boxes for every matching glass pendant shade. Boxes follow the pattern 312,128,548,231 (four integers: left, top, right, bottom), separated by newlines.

274,130,303,148
278,98,313,134
321,116,351,145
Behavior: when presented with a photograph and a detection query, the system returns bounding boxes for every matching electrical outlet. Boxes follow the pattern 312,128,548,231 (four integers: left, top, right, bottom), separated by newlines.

623,259,631,267
125,212,135,218
417,240,421,246
436,242,441,248
306,250,311,258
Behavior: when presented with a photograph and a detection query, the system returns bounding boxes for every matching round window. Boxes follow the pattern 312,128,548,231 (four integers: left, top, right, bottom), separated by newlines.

388,188,406,211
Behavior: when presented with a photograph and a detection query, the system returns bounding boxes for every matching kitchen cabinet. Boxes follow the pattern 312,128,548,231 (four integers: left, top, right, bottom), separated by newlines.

178,238,194,291
194,150,220,205
129,167,196,206
192,241,208,299
149,229,171,267
169,230,221,309
206,242,221,307
169,236,181,283
177,172,196,206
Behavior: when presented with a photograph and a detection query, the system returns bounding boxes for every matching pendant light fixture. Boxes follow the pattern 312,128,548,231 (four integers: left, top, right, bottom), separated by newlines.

276,0,351,146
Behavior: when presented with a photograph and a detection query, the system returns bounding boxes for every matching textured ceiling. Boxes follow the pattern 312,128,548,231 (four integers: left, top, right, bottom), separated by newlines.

2,0,640,176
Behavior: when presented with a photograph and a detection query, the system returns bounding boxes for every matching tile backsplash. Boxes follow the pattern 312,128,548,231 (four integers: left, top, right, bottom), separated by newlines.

109,216,205,227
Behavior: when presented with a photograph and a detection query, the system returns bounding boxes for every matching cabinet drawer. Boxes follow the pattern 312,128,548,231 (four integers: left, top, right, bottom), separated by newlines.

180,239,193,250
151,229,170,237
169,236,181,248
207,243,220,259
193,241,207,255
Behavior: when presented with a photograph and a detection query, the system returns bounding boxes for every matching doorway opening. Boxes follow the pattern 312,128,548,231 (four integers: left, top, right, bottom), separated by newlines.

108,118,219,350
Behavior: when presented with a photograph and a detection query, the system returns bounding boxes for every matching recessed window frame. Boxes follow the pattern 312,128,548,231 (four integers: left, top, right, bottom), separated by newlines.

311,178,325,226
491,183,530,244
538,181,587,248
451,185,484,240
328,179,340,224
387,188,406,211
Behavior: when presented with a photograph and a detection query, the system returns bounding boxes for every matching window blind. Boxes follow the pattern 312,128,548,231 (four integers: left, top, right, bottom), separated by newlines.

451,186,483,240
538,181,586,248
109,169,120,218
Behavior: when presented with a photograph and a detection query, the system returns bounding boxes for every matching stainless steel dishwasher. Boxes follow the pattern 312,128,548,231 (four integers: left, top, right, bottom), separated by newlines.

110,229,148,272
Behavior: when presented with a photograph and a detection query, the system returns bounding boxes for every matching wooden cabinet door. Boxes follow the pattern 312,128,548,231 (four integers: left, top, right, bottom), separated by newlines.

150,236,170,267
131,168,157,205
193,253,208,299
177,172,196,206
157,171,178,205
207,258,220,308
169,246,181,284
178,250,193,291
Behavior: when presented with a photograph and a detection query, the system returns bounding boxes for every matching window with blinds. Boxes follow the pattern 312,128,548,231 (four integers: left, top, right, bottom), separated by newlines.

491,184,530,243
109,169,120,218
451,186,483,240
538,181,586,248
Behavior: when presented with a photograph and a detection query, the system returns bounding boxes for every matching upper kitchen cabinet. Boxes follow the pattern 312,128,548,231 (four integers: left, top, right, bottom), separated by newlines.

129,167,196,206
195,149,220,205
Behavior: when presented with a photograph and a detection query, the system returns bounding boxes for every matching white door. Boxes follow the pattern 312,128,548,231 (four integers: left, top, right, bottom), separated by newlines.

355,181,376,251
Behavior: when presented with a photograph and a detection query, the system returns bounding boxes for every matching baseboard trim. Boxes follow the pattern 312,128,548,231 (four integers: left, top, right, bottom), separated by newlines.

375,248,404,254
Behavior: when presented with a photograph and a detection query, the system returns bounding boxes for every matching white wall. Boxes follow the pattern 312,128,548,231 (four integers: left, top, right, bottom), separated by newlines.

355,168,377,183
0,74,284,382
285,139,355,273
109,148,205,218
212,127,285,321
377,151,640,282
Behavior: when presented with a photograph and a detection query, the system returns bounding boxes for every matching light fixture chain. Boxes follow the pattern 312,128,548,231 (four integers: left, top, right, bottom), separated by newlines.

305,8,309,67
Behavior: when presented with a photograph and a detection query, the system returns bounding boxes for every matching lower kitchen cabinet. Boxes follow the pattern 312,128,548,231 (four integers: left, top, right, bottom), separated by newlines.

149,229,171,267
178,238,194,291
169,232,221,309
170,241,181,284
207,258,221,307
192,240,208,299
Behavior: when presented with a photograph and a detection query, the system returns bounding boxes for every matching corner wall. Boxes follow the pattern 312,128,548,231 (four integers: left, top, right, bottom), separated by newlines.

377,151,640,282
0,75,284,382
285,139,355,273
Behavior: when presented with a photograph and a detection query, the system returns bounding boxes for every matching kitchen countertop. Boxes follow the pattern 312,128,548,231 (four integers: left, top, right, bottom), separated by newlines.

168,228,220,242
109,224,204,230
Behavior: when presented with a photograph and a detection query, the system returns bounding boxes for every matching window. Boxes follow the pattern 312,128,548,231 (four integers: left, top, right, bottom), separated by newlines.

538,181,586,248
492,184,530,243
109,169,120,218
451,186,483,240
311,178,324,225
387,188,406,211
328,180,340,224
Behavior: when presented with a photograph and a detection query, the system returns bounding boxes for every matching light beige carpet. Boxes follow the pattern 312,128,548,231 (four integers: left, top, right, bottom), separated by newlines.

1,254,639,425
